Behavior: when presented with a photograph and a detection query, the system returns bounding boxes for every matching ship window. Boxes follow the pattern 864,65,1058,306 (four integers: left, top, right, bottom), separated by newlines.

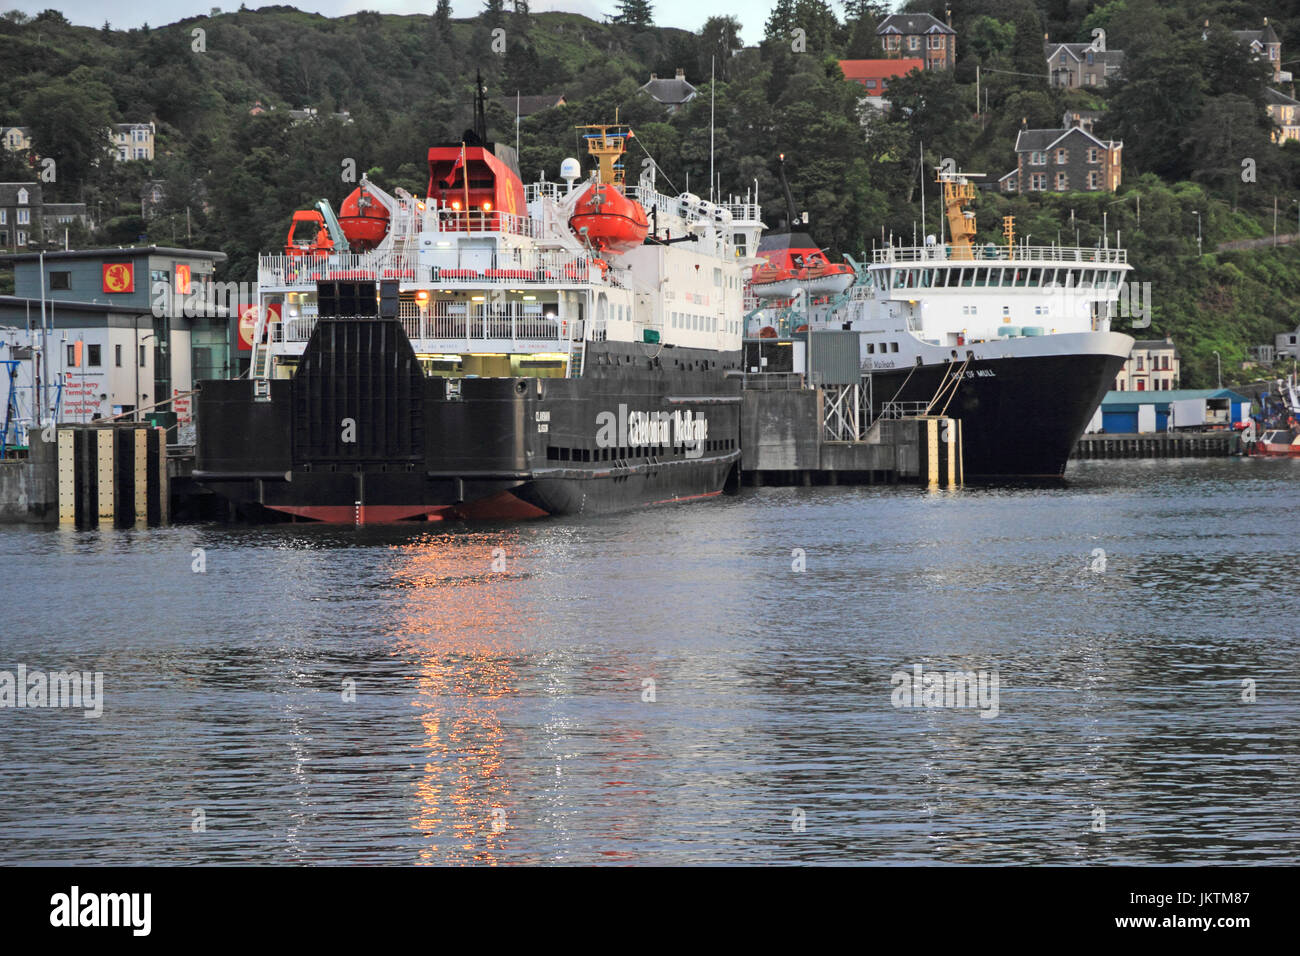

867,343,875,354
974,268,988,286
1028,268,1041,285
960,269,974,287
890,342,899,352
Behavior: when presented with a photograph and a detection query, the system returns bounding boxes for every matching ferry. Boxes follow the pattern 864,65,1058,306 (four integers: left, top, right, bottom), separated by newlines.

194,106,764,522
748,167,1135,479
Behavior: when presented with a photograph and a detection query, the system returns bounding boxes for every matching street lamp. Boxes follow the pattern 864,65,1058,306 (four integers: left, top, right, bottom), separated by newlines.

1192,211,1202,255
135,330,154,422
1212,350,1222,389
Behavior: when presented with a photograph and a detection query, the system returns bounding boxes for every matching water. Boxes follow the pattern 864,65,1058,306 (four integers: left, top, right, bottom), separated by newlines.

1,458,1297,865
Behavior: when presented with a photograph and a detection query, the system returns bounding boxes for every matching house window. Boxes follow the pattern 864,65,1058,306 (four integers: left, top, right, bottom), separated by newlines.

118,148,127,160
16,208,29,224
1088,171,1100,189
1087,147,1099,163
66,345,76,366
1056,148,1068,164
865,79,877,90
16,188,27,204
1030,151,1046,165
1087,51,1095,65
885,35,899,51
50,271,70,290
908,36,920,51
929,35,943,49
88,344,101,367
1136,356,1143,371
0,210,6,225
1031,173,1046,191
1059,51,1066,64
16,230,25,245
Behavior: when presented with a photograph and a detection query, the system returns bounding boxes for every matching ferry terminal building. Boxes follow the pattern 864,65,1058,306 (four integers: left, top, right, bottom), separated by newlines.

0,246,234,440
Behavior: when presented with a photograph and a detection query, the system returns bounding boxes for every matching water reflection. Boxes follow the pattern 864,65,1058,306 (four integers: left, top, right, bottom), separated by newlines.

0,460,1297,864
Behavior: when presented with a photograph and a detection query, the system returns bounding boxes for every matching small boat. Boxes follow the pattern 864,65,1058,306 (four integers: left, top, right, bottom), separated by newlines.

1249,428,1300,457
749,235,855,299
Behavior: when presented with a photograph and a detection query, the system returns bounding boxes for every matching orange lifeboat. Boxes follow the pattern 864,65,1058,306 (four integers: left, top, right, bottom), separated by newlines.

569,183,648,255
566,120,649,256
338,185,390,251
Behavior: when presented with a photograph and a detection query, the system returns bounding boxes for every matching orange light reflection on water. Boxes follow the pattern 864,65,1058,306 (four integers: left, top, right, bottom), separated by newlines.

388,532,526,865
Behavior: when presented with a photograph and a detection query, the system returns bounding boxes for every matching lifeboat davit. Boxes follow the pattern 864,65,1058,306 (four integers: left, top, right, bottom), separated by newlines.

569,183,648,255
284,210,334,257
338,186,391,251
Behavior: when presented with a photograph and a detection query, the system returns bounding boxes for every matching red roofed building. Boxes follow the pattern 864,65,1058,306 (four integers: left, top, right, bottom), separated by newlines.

838,59,924,97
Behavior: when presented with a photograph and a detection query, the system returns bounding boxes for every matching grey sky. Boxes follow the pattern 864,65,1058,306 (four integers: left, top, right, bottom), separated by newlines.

6,1,809,35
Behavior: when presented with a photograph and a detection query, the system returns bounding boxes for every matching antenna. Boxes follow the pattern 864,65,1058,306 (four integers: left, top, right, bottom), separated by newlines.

473,69,487,143
777,154,797,231
709,56,716,203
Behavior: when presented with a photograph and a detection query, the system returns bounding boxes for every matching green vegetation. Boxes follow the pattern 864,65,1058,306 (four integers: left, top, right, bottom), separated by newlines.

3,2,1300,385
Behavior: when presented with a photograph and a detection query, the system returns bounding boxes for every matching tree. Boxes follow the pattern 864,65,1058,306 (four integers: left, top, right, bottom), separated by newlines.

791,0,838,54
20,72,117,196
967,15,1015,63
699,16,743,81
481,0,504,27
844,4,883,59
434,0,452,38
764,0,795,46
1106,35,1206,180
613,0,653,29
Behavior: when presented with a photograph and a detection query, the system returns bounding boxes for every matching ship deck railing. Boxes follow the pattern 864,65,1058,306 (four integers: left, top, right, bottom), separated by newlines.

879,401,932,419
271,300,570,349
427,208,540,237
259,249,617,291
872,244,1127,265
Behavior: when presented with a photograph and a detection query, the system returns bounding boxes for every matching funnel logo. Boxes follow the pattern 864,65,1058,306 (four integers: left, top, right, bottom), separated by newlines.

101,263,134,294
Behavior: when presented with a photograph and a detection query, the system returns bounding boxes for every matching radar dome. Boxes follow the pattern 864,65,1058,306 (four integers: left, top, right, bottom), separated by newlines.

560,157,582,182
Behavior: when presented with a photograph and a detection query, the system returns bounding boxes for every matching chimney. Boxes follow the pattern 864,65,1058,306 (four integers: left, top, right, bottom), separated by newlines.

649,73,657,81
946,7,952,29
676,68,685,79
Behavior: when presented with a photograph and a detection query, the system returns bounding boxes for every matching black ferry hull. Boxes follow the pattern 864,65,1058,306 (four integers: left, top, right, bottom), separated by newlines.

194,314,741,522
869,351,1126,479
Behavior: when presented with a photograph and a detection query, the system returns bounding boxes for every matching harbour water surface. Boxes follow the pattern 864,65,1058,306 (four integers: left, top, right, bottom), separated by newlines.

1,458,1297,864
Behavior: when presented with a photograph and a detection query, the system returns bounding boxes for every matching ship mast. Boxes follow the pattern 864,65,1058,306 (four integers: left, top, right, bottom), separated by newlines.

576,116,632,187
936,166,983,258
